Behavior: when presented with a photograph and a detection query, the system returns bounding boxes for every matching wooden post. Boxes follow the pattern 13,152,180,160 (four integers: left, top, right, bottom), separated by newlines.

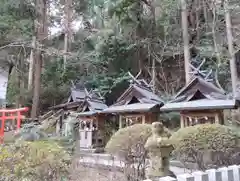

96,117,99,130
215,112,220,124
195,117,198,125
0,113,4,143
0,112,5,144
17,111,21,131
218,111,224,125
184,117,188,127
59,110,64,135
142,115,146,124
90,119,93,130
56,119,60,136
180,115,184,128
189,117,193,126
119,115,123,129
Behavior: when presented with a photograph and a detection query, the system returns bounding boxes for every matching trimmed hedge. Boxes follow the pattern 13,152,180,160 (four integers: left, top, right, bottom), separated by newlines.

105,124,152,160
170,124,240,170
105,124,152,181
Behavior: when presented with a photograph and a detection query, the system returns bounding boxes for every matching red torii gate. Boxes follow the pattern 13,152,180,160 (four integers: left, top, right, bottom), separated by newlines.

0,107,29,143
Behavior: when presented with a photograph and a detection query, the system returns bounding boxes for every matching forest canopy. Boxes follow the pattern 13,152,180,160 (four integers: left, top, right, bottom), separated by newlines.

0,0,239,117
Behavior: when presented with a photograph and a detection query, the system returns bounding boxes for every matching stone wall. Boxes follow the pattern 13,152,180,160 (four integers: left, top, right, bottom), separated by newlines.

144,165,240,181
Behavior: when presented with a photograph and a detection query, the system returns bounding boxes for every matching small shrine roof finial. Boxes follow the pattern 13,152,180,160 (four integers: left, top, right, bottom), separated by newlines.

189,58,213,82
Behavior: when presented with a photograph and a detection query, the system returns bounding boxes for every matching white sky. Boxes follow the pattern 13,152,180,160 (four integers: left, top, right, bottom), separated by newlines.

50,18,83,35
49,3,84,36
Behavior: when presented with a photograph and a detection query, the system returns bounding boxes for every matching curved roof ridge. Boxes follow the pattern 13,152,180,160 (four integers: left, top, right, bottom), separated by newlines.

174,76,226,100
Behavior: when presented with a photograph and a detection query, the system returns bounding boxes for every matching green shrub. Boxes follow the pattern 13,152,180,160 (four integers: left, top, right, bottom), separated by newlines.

105,124,152,181
105,124,152,160
171,124,240,170
0,140,71,181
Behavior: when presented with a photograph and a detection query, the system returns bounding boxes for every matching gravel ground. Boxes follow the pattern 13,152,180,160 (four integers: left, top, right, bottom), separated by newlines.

68,155,193,181
69,161,192,181
79,156,193,175
69,164,125,181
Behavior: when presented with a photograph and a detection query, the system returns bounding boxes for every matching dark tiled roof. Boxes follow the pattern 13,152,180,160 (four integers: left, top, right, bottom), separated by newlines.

114,79,164,106
75,82,86,90
172,76,227,103
103,75,164,113
48,101,82,110
161,99,238,112
74,111,97,117
68,87,88,102
133,85,163,103
49,83,88,110
102,103,159,114
87,90,105,101
78,90,108,115
87,100,108,111
161,76,238,112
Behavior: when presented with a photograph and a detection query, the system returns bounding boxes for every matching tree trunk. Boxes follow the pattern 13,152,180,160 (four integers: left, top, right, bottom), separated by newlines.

31,0,47,118
31,52,42,118
28,36,36,91
212,3,224,91
63,0,72,70
151,47,156,93
16,49,25,108
16,58,21,108
149,3,156,93
224,0,238,97
180,0,191,84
